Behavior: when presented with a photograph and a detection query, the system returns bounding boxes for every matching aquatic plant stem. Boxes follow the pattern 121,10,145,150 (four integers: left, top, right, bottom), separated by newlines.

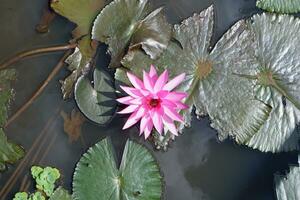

5,50,72,127
0,43,76,69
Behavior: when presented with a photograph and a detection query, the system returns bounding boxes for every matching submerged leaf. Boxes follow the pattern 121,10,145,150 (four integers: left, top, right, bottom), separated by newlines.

51,0,108,38
75,68,116,125
92,0,171,67
121,6,271,148
0,129,24,171
0,69,17,126
61,109,86,142
49,187,72,200
256,0,300,14
0,69,24,171
73,138,162,200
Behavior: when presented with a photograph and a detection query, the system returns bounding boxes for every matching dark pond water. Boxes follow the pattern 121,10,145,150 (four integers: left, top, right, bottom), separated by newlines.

0,0,298,199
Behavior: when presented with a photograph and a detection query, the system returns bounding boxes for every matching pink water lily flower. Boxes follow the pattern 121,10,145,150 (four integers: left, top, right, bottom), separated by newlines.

117,65,188,139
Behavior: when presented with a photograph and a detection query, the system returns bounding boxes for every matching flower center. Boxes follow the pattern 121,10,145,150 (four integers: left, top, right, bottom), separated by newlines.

149,98,161,108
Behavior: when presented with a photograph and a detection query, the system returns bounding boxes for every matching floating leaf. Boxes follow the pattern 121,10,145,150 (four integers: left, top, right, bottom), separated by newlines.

92,0,171,67
13,192,28,200
51,0,108,38
73,138,163,200
256,0,300,14
28,192,45,200
236,13,300,152
61,37,95,99
75,68,116,125
121,6,271,148
49,187,72,200
31,166,61,197
275,156,300,200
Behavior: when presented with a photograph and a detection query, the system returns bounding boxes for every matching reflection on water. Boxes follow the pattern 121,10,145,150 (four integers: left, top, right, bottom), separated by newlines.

0,0,298,199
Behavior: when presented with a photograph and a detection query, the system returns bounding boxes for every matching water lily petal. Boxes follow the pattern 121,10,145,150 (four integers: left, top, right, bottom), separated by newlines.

163,73,186,91
152,111,163,134
140,115,150,135
154,70,169,93
165,92,187,101
176,101,189,110
118,104,139,114
127,72,144,89
122,107,145,129
162,115,178,136
143,70,154,92
144,120,153,139
149,64,158,81
163,105,183,122
117,96,134,105
120,86,143,98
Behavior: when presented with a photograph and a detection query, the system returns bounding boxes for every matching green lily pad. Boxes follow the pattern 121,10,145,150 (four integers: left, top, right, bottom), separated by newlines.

31,166,61,197
73,138,163,200
121,6,271,149
75,68,116,125
49,187,72,200
256,0,300,14
92,0,171,67
61,37,95,99
275,156,300,200
51,0,108,38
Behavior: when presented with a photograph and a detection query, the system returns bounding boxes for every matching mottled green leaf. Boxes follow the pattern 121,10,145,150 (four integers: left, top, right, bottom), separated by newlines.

28,192,45,200
275,156,300,200
75,68,116,125
0,69,17,126
51,0,108,38
121,6,271,149
257,0,300,14
61,37,95,99
49,187,72,200
31,166,61,197
92,0,171,67
0,129,24,171
0,69,24,171
13,192,28,200
73,138,163,200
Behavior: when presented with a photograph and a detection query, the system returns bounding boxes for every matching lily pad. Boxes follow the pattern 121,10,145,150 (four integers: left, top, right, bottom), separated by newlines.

92,0,171,67
73,138,163,200
256,0,300,14
49,187,72,200
275,156,300,200
51,0,108,38
75,68,116,125
121,6,271,148
239,13,300,152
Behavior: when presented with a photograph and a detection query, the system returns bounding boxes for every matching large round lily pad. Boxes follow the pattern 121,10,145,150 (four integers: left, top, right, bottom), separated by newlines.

73,138,163,200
